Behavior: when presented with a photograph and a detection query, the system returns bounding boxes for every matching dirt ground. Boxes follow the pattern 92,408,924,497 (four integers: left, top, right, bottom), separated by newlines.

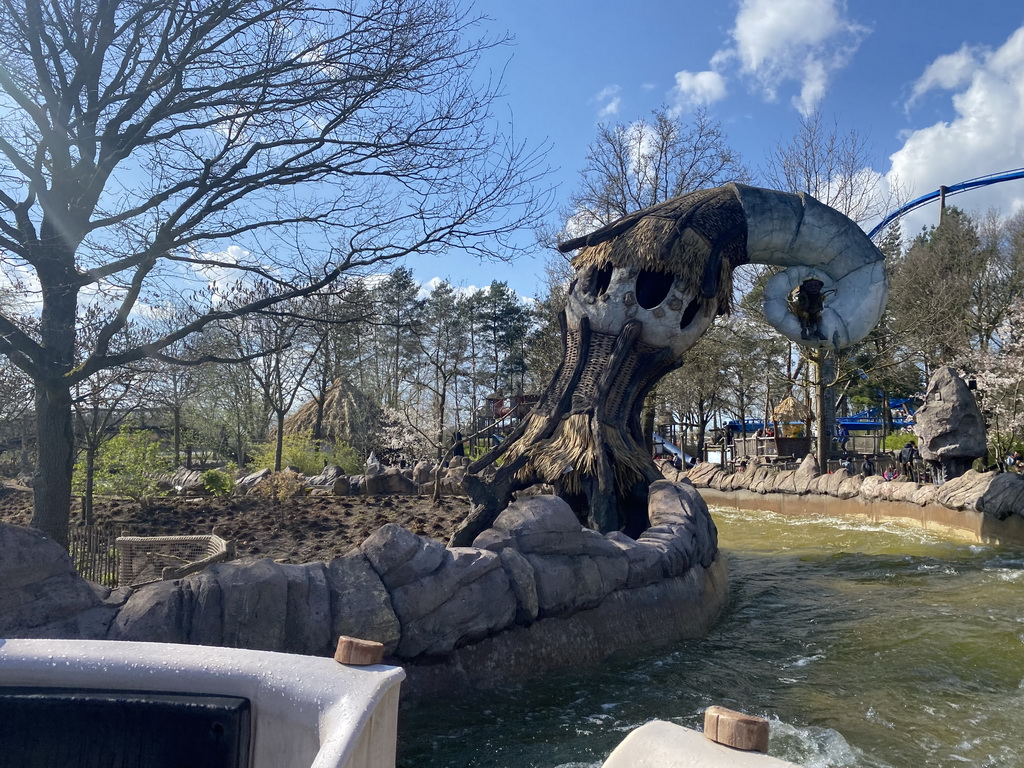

0,483,471,564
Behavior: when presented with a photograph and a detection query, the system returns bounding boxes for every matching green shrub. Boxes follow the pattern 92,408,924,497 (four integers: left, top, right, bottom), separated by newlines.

201,468,234,496
251,434,361,475
250,469,306,502
75,424,170,509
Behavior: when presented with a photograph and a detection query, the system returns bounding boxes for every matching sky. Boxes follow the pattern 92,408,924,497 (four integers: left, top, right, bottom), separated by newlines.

406,0,1024,300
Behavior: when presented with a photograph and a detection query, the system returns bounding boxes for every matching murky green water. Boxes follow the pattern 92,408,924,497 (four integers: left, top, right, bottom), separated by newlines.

397,507,1024,767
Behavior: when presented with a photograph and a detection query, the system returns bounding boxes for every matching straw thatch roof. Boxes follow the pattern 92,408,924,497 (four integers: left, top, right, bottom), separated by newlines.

557,187,747,313
772,395,811,422
283,378,380,455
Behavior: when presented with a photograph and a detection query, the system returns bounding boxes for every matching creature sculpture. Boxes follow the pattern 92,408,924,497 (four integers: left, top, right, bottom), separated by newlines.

450,183,887,546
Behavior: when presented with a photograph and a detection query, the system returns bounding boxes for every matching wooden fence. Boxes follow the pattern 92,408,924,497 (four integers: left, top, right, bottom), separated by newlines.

68,525,120,587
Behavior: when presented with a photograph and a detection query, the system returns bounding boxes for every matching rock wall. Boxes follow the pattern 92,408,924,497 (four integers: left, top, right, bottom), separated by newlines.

676,456,1024,543
1,480,725,697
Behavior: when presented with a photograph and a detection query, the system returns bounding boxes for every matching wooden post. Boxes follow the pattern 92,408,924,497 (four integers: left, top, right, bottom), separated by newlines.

703,705,770,753
334,636,385,666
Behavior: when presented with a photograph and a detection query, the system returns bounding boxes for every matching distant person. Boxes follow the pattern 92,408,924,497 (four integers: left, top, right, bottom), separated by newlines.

899,441,919,480
452,431,465,457
836,423,849,452
861,455,875,477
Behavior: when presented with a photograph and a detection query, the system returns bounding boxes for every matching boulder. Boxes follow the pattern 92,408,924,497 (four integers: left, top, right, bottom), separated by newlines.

525,551,626,618
236,467,271,494
109,579,189,643
390,547,516,657
363,462,383,494
326,551,401,653
308,465,346,486
888,481,924,504
823,468,849,496
412,460,434,485
859,475,887,501
205,559,290,651
361,523,446,589
793,454,820,494
934,470,994,511
498,547,539,624
915,366,987,479
380,466,417,494
0,523,105,637
910,485,937,506
836,473,863,499
976,473,1024,520
605,531,664,588
170,467,205,495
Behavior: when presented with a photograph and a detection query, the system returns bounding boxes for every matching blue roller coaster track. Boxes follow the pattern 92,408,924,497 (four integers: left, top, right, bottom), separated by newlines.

867,167,1024,240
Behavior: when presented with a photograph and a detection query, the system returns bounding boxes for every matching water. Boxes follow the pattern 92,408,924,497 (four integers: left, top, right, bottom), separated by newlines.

397,507,1024,767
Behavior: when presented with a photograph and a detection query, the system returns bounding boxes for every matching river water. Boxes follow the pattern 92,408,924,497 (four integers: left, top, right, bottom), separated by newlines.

397,507,1024,768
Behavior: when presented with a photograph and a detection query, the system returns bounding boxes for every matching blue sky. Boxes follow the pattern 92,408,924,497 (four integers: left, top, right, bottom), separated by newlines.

408,0,1024,299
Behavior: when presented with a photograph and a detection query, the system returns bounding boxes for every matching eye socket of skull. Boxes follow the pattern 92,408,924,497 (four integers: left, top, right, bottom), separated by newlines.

635,269,672,309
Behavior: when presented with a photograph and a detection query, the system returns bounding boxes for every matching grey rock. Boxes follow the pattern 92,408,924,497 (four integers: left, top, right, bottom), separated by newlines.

213,559,289,651
911,485,938,506
976,473,1024,520
412,460,434,485
326,551,401,653
605,532,664,588
526,552,615,617
390,547,515,657
279,562,332,655
824,468,849,496
860,475,887,500
185,568,224,646
361,523,446,589
236,468,271,494
109,580,188,643
915,366,987,465
363,463,383,494
381,466,417,494
888,481,923,503
485,496,622,557
794,454,819,494
934,470,994,511
837,473,863,499
310,465,346,485
498,547,539,624
390,548,502,620
775,470,798,494
0,522,101,636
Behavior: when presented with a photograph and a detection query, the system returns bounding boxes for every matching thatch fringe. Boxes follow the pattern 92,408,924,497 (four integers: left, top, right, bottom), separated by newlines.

562,187,743,315
511,413,646,498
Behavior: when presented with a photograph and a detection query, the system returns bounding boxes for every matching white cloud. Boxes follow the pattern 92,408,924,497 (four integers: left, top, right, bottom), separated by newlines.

717,0,867,116
884,26,1024,236
591,85,622,119
417,276,481,299
670,70,728,112
908,45,980,105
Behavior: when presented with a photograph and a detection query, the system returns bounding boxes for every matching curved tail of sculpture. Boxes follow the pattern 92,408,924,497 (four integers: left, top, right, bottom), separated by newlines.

729,184,888,350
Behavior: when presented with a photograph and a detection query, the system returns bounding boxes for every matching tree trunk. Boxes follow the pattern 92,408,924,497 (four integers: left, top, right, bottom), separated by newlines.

83,446,96,527
451,316,674,546
172,405,182,466
32,383,75,547
274,412,286,471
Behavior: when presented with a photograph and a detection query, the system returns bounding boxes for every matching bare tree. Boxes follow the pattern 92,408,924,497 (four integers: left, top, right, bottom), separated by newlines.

0,0,547,544
566,107,748,231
